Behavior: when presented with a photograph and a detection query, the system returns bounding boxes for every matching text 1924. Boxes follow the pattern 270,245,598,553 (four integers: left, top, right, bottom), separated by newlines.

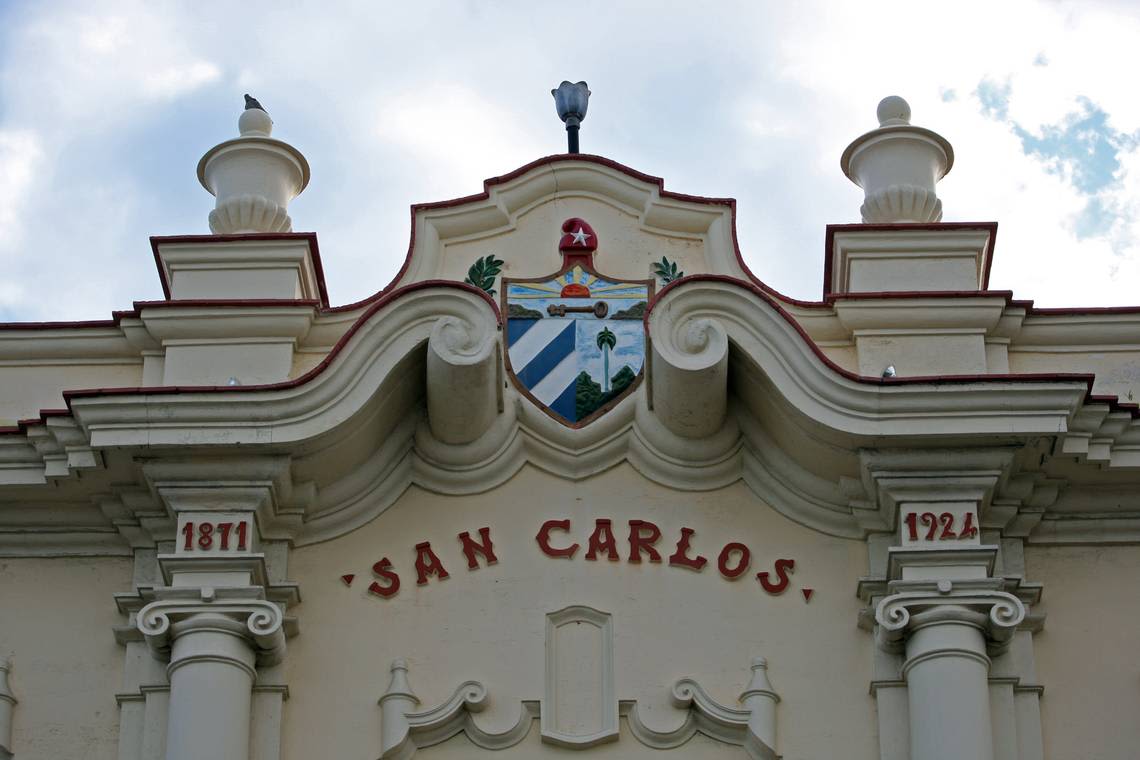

903,511,979,542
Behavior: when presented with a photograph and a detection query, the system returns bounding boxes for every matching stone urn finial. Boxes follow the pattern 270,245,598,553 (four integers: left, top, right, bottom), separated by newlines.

841,95,954,223
197,95,311,234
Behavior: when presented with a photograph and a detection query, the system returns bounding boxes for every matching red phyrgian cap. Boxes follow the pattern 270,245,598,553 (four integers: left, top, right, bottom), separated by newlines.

558,217,598,252
558,217,598,270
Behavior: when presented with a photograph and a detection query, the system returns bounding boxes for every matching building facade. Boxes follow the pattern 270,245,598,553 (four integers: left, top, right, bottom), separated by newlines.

1,96,1138,760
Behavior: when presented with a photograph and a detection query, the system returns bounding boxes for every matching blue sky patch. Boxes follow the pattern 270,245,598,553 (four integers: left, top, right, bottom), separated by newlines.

1012,97,1138,196
975,78,1012,121
975,82,1140,241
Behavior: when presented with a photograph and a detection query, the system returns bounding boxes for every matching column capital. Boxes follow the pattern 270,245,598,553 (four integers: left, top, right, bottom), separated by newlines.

137,589,286,667
874,579,1025,656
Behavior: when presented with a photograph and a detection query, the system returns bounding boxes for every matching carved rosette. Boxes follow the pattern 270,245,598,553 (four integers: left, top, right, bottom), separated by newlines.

208,193,293,234
137,597,287,666
874,581,1026,655
860,184,943,223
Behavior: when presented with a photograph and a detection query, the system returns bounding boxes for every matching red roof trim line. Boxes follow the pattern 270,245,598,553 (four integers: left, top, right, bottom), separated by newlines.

322,153,756,314
647,273,1096,389
1085,394,1140,419
822,222,999,299
149,232,330,308
826,290,1015,303
0,301,322,332
0,319,122,330
9,156,1137,335
0,409,73,435
53,280,498,409
0,281,497,436
133,299,322,309
1026,306,1140,315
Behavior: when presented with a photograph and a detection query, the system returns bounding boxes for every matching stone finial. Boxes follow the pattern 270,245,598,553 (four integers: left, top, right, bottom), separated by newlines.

841,95,954,223
739,656,780,751
197,96,311,234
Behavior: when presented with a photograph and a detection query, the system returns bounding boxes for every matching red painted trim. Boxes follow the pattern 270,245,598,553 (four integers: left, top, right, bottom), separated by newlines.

0,408,72,435
0,300,321,331
822,222,999,299
55,280,498,406
132,299,321,309
149,232,330,307
646,274,1094,388
323,154,753,313
1025,305,1140,315
826,290,1015,304
0,319,123,330
647,274,1140,420
3,155,1140,440
5,157,1136,333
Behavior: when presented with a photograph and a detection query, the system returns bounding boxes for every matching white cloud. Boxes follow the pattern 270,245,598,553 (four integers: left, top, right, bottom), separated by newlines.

142,61,222,99
2,0,1140,316
0,130,44,254
5,5,222,123
372,84,547,196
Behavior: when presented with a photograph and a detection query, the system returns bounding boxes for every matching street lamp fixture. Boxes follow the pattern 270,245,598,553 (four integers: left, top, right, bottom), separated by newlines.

552,81,591,154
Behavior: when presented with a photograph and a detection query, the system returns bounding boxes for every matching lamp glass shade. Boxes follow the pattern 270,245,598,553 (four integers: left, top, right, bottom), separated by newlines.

552,81,591,122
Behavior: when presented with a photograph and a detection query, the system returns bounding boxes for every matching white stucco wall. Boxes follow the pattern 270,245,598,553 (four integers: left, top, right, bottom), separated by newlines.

1027,545,1140,760
0,363,141,425
0,556,130,759
442,197,708,287
285,464,874,760
1009,350,1140,400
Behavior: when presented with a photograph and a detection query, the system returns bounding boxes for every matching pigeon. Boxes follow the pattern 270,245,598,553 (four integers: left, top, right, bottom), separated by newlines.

244,94,266,112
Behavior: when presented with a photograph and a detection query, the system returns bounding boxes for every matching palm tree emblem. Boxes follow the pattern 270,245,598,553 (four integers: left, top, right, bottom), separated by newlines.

596,327,617,391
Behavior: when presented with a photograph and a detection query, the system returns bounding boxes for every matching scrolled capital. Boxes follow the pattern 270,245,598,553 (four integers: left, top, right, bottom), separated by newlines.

137,598,286,666
874,584,1026,655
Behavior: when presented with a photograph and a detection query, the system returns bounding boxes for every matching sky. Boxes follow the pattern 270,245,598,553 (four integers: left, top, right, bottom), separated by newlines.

2,0,1140,321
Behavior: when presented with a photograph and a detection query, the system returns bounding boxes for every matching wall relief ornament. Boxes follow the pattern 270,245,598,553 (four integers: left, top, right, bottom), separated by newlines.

463,254,505,296
502,218,653,428
377,606,780,758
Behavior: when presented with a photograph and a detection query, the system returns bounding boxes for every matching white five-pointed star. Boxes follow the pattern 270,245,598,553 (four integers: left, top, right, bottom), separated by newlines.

570,227,591,245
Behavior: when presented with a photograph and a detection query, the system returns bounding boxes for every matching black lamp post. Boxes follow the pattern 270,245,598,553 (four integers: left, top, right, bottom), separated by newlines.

552,81,591,154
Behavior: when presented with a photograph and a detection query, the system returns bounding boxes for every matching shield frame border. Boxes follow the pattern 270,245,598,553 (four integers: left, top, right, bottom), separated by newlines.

501,261,655,430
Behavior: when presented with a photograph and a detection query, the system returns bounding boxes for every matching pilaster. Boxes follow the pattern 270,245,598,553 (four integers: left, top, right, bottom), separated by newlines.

856,450,1046,760
138,591,285,760
113,458,301,760
0,658,14,760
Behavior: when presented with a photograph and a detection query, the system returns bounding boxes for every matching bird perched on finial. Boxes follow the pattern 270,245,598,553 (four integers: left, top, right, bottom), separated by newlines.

244,94,266,112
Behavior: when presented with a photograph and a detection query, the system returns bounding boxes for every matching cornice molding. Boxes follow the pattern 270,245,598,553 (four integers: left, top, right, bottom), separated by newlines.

3,277,1138,549
0,274,1130,553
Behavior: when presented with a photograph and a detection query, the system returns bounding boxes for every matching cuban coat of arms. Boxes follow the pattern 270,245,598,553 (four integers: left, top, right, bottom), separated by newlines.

502,218,653,427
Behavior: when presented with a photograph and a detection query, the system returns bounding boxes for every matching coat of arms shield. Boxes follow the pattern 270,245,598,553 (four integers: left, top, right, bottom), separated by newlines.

502,218,653,428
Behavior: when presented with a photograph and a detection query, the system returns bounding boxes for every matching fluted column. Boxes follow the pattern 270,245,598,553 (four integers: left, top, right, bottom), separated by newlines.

876,581,1025,760
138,595,286,760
